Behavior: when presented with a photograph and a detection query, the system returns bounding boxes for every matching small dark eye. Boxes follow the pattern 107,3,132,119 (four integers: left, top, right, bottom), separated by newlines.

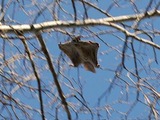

96,43,99,47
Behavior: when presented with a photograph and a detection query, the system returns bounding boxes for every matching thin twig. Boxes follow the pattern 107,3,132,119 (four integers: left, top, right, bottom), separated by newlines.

71,0,77,21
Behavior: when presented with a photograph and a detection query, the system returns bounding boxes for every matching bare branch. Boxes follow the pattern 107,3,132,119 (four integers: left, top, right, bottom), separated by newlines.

1,10,160,50
35,32,71,120
18,32,45,120
1,10,159,32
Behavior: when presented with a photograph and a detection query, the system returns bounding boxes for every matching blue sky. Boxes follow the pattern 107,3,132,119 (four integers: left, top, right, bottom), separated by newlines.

0,0,160,120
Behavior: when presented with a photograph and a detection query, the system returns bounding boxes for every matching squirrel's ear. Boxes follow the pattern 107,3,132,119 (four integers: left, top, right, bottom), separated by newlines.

72,36,81,42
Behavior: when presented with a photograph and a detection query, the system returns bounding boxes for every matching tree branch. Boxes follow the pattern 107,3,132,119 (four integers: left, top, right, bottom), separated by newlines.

18,32,45,120
35,32,71,120
0,10,160,49
0,10,159,32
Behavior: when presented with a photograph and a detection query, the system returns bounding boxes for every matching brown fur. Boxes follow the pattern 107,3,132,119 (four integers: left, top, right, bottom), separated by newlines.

59,38,99,73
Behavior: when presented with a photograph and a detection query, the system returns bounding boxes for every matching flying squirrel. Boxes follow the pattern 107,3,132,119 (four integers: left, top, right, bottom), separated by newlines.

59,36,100,73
